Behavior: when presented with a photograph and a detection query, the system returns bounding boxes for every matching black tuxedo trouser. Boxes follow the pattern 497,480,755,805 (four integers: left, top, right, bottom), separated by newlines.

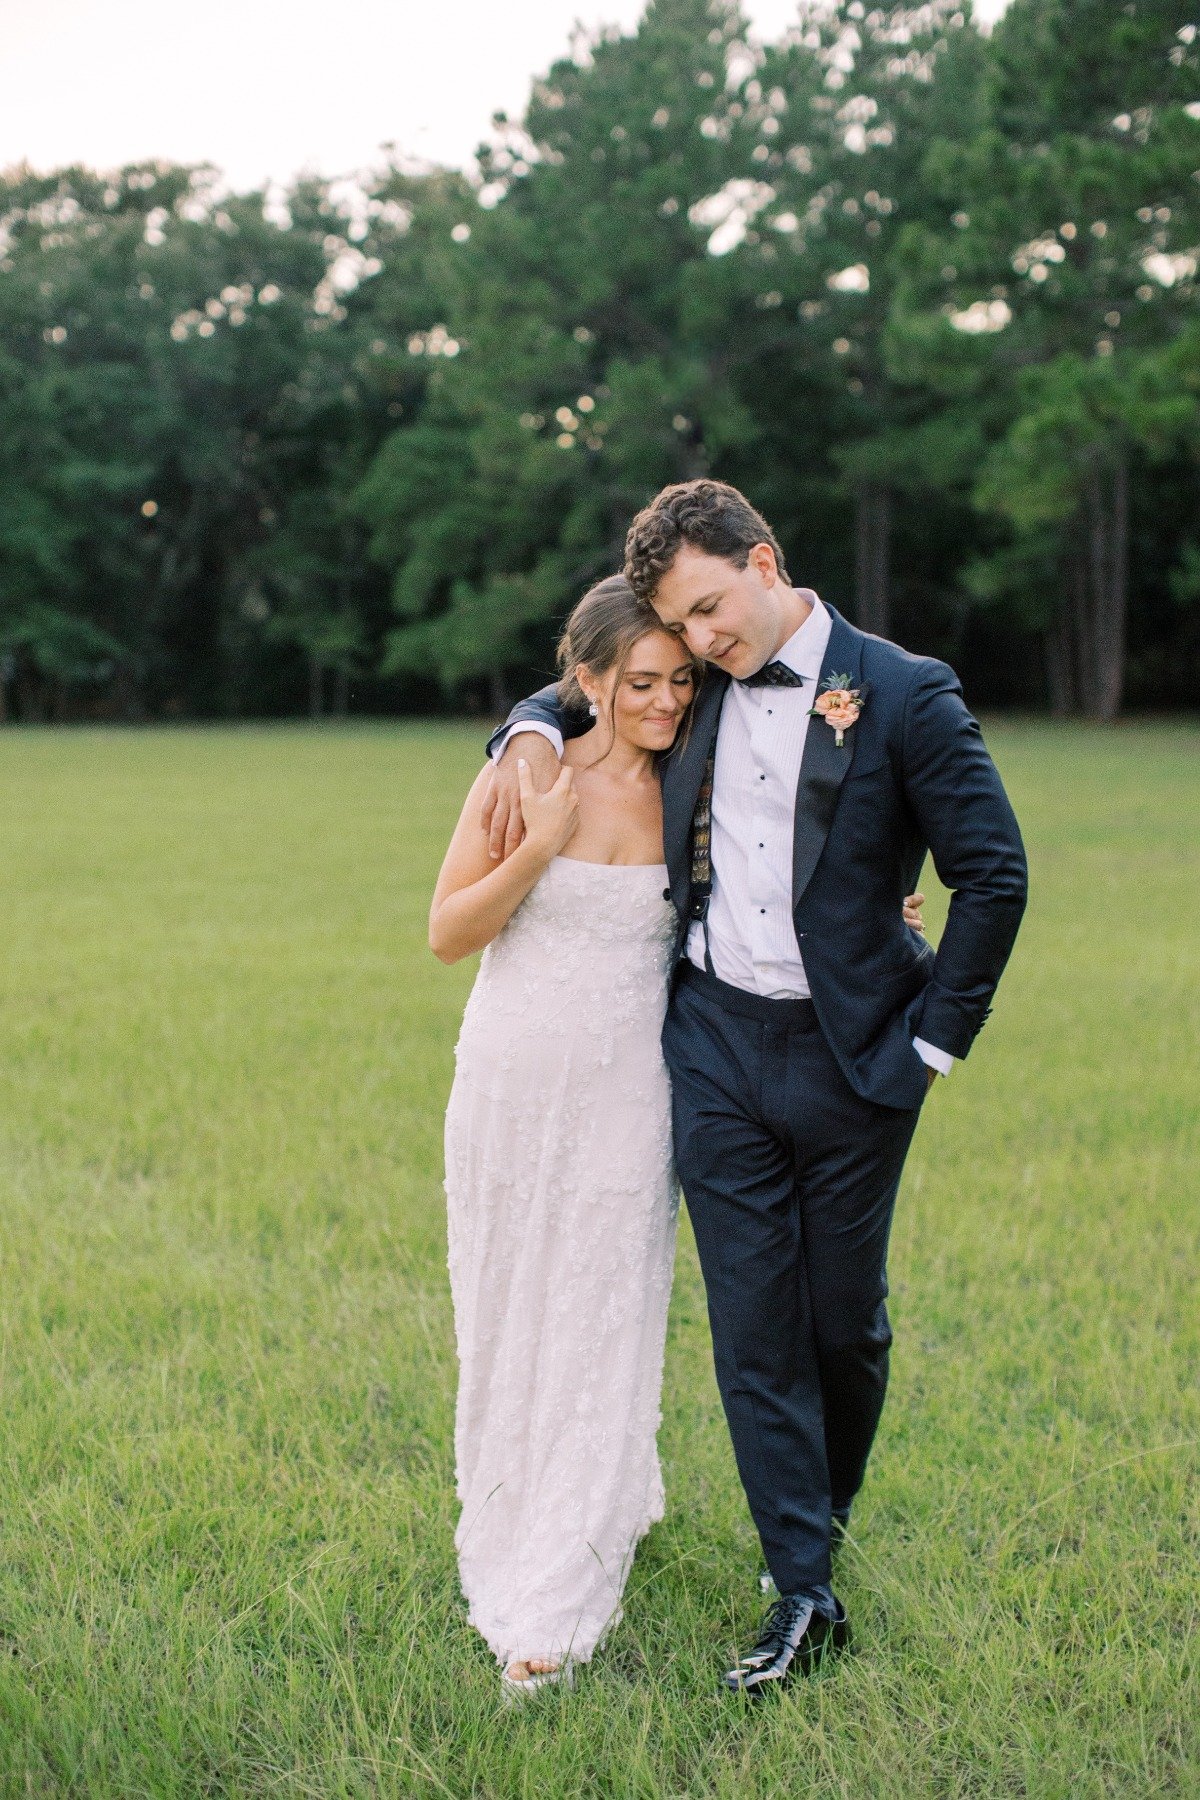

662,963,924,1596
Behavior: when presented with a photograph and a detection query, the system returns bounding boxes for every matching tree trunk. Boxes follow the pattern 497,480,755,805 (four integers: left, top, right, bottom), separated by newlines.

110,664,144,723
488,669,512,719
853,482,892,639
1047,453,1128,720
1045,571,1079,716
1092,452,1128,721
332,665,350,717
308,655,324,721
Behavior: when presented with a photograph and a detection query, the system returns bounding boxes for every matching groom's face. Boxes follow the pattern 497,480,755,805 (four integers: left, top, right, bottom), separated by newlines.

649,543,786,679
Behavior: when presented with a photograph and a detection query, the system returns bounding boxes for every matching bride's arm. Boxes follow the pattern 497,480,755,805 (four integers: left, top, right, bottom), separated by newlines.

481,684,593,862
429,761,579,964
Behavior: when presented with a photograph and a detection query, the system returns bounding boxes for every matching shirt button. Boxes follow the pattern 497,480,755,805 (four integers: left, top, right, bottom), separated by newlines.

758,773,765,781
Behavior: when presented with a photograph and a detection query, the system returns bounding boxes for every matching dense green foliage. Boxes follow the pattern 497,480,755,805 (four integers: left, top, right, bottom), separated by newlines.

0,720,1196,1793
2,1,1197,722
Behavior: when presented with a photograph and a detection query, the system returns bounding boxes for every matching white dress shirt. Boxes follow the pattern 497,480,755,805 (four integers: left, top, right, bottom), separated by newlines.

685,596,830,996
492,594,953,1075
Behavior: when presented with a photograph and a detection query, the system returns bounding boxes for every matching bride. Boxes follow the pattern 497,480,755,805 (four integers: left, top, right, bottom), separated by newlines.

429,575,925,1698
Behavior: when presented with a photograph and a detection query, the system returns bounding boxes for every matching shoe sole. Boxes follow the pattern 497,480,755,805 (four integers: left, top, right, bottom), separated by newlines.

721,1618,851,1696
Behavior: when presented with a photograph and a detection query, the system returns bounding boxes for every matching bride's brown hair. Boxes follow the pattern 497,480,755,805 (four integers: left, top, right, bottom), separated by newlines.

555,576,697,741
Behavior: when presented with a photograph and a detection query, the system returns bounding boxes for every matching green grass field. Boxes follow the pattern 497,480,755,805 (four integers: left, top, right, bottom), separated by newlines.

0,720,1196,1798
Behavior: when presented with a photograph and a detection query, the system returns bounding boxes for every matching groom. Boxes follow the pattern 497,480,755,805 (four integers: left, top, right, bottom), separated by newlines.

483,480,1027,1692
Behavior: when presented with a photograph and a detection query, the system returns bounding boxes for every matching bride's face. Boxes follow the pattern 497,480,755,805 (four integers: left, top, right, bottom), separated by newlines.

585,630,696,751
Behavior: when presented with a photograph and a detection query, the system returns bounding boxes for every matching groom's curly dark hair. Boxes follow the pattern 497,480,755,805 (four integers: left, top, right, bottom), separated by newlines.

623,479,791,602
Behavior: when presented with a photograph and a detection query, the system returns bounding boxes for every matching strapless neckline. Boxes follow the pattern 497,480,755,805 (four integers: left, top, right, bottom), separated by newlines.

550,856,667,872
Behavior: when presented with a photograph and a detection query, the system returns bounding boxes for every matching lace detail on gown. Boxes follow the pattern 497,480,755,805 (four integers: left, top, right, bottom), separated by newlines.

444,857,679,1667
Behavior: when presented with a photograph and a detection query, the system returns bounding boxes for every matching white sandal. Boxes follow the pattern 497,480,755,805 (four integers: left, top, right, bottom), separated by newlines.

500,1660,575,1703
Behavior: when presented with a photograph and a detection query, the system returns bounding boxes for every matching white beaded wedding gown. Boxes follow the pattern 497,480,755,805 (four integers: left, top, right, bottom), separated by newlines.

443,854,679,1670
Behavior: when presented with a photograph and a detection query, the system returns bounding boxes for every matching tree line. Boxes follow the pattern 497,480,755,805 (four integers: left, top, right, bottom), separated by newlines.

1,0,1197,723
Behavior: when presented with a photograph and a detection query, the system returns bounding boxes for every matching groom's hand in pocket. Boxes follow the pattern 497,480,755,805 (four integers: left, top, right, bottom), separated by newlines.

482,732,562,860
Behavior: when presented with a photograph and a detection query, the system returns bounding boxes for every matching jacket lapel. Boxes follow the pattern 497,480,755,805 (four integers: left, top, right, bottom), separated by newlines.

792,606,866,909
662,671,726,917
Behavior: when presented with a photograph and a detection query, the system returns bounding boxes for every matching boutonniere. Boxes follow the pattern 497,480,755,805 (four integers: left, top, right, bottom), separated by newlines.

810,673,864,747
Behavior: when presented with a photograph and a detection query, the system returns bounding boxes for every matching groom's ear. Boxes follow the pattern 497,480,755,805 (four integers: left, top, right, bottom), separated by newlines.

748,542,780,585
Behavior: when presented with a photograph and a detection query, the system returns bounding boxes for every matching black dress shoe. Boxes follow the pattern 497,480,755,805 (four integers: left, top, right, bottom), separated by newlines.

721,1593,850,1695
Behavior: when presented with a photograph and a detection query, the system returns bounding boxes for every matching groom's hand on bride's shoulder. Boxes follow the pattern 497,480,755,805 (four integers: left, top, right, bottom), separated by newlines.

482,731,563,860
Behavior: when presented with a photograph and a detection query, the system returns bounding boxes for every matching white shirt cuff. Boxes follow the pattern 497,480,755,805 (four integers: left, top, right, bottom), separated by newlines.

489,721,565,763
913,1036,954,1077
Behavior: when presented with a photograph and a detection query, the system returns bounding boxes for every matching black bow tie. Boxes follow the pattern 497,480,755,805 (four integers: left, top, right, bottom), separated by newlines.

740,661,808,689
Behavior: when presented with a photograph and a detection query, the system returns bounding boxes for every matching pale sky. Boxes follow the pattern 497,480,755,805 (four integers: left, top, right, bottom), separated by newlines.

1,0,1010,193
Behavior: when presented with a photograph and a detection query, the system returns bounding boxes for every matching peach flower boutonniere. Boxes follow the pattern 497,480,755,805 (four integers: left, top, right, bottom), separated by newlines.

810,673,864,747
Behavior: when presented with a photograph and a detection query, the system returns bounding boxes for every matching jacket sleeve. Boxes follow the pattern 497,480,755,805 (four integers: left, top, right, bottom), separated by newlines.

901,661,1028,1061
483,684,593,762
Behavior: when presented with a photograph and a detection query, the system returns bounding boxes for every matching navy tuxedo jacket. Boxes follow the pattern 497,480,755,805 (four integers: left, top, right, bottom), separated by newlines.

489,606,1028,1111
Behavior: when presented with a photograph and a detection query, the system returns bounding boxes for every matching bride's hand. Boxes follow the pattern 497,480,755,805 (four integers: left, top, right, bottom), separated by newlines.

903,890,926,933
517,759,579,860
482,732,561,859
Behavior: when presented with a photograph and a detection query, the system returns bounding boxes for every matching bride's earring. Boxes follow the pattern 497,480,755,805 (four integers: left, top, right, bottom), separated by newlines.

587,701,598,717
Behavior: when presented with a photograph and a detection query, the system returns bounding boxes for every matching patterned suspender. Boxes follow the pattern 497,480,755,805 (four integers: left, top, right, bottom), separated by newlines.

689,744,718,975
